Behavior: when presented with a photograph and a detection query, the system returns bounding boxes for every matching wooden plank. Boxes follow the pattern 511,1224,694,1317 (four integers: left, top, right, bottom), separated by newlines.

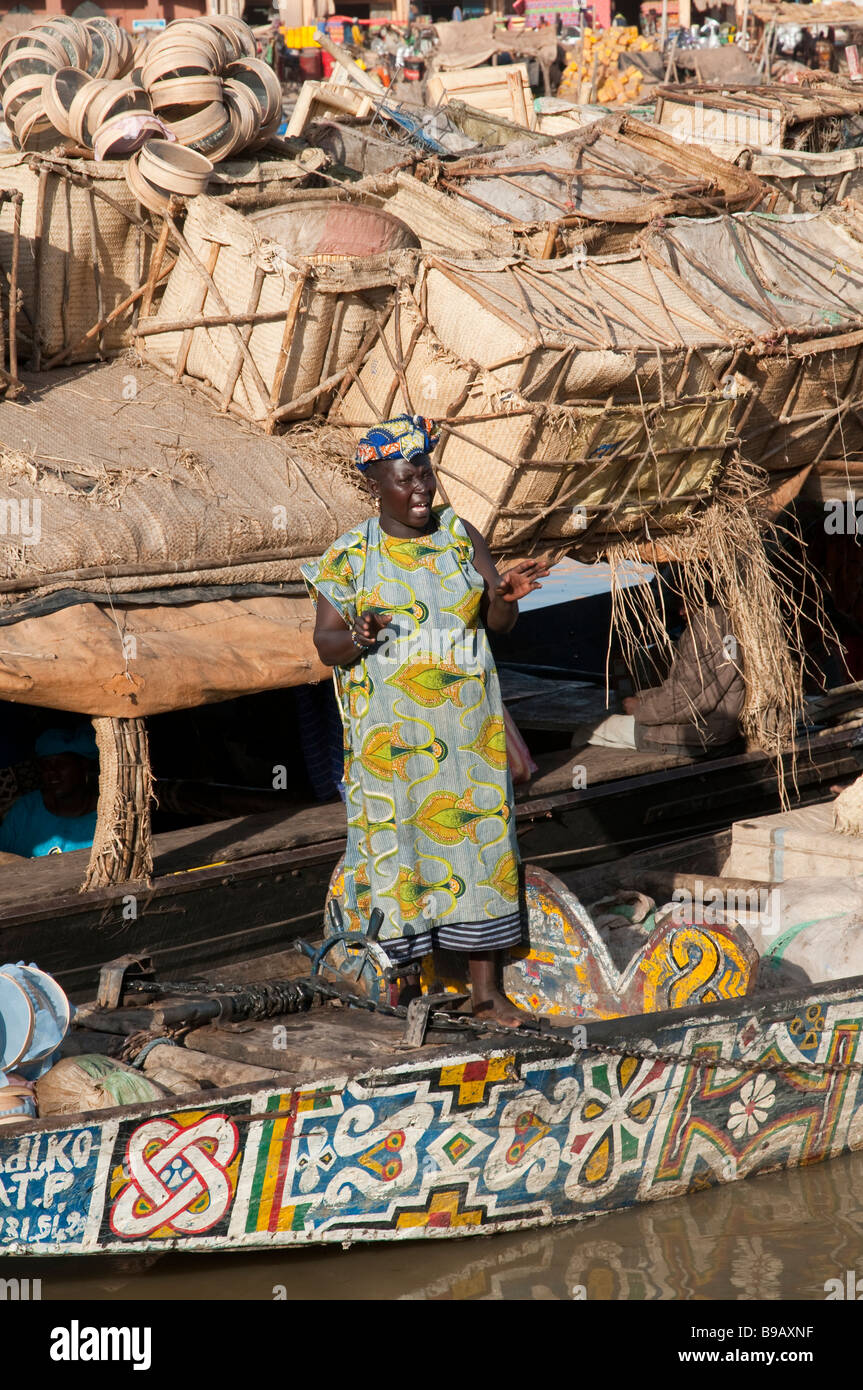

504,676,616,731
727,801,863,881
185,1009,427,1074
143,1042,282,1086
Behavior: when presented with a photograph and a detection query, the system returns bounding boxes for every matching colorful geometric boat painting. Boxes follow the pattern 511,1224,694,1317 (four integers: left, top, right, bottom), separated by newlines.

2,976,863,1255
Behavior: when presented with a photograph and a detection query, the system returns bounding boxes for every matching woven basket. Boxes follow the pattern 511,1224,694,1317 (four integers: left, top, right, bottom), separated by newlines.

332,223,863,550
0,150,152,363
142,194,418,427
333,285,740,554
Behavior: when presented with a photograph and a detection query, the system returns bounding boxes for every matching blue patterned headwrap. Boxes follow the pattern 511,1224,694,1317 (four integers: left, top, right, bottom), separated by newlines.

355,415,439,473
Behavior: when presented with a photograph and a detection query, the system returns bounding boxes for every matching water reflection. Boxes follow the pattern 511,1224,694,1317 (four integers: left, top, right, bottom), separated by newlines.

24,1148,863,1301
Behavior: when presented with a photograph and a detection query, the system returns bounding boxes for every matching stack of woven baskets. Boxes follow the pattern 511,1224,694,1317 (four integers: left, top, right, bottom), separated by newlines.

0,14,283,183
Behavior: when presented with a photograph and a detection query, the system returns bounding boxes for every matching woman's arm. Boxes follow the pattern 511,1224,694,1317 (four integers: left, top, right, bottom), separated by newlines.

461,519,549,634
312,594,390,668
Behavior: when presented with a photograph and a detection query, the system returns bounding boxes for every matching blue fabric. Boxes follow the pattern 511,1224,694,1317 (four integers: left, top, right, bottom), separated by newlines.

35,726,98,761
293,683,345,802
0,791,97,858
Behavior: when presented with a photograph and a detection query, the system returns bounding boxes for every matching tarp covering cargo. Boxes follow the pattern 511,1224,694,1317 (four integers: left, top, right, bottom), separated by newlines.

432,15,559,71
334,208,863,550
372,117,764,257
749,2,863,25
0,595,327,716
0,357,370,611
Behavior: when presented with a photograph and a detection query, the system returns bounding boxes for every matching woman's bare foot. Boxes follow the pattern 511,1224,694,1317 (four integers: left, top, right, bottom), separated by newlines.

472,987,529,1029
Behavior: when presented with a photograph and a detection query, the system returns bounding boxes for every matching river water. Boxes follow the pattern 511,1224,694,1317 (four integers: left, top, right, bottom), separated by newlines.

28,1145,863,1301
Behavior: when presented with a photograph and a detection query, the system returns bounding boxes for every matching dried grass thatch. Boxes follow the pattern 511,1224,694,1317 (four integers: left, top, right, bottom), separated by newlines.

603,457,827,790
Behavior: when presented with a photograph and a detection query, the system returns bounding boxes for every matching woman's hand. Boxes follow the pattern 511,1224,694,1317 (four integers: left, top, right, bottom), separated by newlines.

495,558,551,604
312,597,392,669
352,611,391,648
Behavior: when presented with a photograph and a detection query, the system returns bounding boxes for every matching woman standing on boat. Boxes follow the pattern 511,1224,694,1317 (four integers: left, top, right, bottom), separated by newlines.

302,415,548,1026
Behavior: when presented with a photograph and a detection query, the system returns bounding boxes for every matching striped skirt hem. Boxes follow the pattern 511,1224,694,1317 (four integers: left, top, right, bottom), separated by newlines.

383,911,524,965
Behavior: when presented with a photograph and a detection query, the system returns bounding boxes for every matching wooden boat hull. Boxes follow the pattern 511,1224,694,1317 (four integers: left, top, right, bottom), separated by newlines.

4,972,863,1255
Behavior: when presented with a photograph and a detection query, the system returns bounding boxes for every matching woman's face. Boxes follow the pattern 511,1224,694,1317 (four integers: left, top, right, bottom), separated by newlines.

370,455,436,529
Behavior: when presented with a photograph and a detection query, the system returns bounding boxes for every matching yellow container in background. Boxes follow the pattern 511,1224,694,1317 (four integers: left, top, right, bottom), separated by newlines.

280,25,319,48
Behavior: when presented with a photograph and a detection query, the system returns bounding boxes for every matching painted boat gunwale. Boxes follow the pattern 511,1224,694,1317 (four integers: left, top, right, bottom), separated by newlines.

6,970,863,1142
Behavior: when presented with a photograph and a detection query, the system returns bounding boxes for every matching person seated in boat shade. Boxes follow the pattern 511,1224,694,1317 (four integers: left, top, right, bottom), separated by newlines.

587,598,745,756
0,725,99,859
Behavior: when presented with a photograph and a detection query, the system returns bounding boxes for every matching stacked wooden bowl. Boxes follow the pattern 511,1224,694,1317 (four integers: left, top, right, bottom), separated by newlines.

135,17,283,162
1,14,282,170
127,139,214,215
0,16,140,151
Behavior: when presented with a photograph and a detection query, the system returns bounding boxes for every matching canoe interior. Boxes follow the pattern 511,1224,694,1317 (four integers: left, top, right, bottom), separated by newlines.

12,965,863,1137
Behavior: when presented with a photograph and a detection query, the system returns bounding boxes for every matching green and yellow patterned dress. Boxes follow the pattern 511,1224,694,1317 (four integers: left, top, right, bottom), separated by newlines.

301,506,523,964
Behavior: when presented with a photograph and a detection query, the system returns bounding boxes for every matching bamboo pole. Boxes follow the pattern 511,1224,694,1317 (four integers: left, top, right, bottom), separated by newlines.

265,269,308,418
30,167,49,371
0,218,5,394
7,193,20,386
139,208,174,323
86,186,106,357
270,319,381,422
219,264,266,413
173,239,220,385
588,50,599,104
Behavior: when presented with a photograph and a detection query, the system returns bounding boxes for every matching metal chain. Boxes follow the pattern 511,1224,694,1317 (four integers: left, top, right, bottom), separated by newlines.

127,976,863,1083
308,978,551,1043
311,980,863,1081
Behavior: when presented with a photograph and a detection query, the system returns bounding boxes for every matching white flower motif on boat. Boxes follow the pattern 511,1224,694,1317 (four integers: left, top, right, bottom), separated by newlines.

727,1075,776,1140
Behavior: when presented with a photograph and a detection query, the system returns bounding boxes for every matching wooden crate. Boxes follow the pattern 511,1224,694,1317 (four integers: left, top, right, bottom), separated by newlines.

426,63,536,130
